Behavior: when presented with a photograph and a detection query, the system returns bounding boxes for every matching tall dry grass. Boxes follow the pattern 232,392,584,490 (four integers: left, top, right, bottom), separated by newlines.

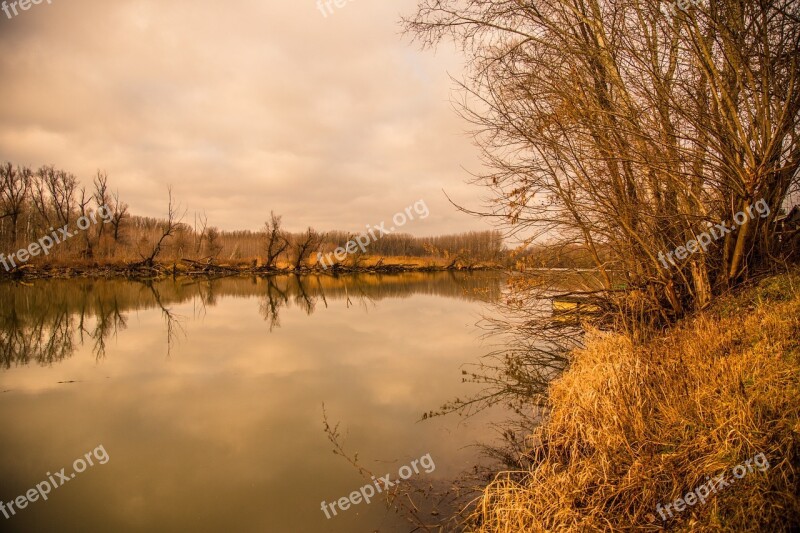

471,271,800,532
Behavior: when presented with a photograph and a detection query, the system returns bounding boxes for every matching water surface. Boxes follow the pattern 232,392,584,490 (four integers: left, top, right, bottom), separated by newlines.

0,272,504,532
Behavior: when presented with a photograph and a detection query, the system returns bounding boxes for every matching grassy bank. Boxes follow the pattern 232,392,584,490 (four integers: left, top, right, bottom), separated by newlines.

472,271,800,531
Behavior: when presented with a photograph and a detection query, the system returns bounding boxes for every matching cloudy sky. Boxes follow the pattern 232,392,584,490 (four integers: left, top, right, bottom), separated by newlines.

0,0,490,235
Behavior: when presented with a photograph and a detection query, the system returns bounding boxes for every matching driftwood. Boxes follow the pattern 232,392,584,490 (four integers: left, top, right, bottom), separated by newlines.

180,258,240,274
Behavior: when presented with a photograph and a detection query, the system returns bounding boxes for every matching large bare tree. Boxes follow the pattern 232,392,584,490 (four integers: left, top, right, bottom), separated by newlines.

264,211,289,269
406,0,800,320
0,163,31,247
33,165,77,228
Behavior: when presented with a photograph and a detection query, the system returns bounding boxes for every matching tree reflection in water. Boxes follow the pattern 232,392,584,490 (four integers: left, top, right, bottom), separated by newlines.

0,271,503,367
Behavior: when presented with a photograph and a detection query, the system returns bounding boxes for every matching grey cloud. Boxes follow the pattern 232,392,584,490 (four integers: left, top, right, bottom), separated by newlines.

0,0,487,234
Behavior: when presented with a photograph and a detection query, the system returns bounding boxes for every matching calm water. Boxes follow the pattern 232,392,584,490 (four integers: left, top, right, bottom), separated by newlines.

0,272,504,532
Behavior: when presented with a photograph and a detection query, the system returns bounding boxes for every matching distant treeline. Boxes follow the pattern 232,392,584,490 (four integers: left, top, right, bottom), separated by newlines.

0,162,505,268
322,230,504,261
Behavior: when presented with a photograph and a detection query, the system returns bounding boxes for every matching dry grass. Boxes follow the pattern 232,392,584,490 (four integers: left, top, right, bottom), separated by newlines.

470,271,800,532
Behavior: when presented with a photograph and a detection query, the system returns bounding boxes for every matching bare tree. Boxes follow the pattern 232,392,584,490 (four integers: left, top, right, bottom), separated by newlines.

78,188,93,258
34,165,77,228
140,187,185,267
292,227,324,271
0,163,31,247
205,227,223,258
110,190,129,243
194,211,208,256
264,211,289,269
93,171,110,239
31,168,53,229
405,0,800,322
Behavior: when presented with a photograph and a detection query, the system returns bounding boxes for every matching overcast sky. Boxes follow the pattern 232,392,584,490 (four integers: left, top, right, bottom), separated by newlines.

0,0,490,235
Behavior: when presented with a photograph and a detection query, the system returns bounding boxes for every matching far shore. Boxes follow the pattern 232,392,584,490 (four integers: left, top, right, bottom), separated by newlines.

0,256,503,281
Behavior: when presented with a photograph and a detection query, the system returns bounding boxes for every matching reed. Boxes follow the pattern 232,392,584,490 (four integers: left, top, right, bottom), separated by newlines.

469,270,800,531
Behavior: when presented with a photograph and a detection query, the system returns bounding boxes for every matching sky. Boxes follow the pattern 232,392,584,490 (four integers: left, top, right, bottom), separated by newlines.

0,0,491,236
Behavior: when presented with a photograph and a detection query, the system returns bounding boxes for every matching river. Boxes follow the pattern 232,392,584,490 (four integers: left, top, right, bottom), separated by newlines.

0,272,506,532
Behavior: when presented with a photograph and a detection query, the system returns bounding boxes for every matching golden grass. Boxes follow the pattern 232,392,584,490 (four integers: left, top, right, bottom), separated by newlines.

471,272,800,532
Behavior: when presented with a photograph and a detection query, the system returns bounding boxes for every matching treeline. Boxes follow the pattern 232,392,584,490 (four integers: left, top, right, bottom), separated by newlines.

0,162,129,261
0,161,505,269
323,230,504,261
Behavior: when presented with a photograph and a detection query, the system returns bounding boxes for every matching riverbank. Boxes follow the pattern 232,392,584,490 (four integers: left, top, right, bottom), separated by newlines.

471,270,800,531
0,256,502,280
